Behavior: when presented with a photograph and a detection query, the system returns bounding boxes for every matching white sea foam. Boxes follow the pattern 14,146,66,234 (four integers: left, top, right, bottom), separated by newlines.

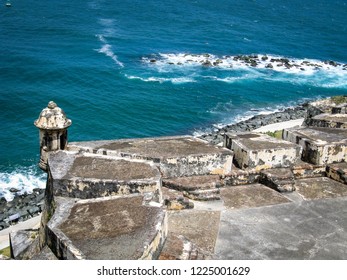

142,53,347,77
0,166,46,201
125,74,195,84
96,35,124,68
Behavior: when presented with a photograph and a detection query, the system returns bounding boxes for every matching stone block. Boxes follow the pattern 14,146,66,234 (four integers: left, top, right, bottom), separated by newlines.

225,133,301,170
294,177,347,200
292,160,326,178
220,184,291,209
326,162,347,184
307,113,347,129
9,229,40,260
260,168,296,192
163,175,221,201
48,150,162,202
46,195,167,260
283,127,347,165
69,136,234,178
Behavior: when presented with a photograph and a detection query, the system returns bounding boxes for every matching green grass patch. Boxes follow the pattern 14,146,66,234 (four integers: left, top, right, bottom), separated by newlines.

330,95,347,105
0,246,11,258
265,130,283,139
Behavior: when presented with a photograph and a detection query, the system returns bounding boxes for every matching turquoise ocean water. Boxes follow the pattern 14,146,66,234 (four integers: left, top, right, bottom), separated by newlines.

1,0,346,200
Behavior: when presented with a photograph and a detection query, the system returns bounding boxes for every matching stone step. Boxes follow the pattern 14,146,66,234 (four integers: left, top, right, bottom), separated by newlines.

163,175,221,192
307,113,347,129
326,162,347,184
260,168,295,192
183,188,221,201
163,175,222,201
292,160,326,178
283,127,347,165
225,132,301,171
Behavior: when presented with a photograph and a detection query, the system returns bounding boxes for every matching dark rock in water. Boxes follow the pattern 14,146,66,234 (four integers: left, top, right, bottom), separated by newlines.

149,59,156,63
266,63,273,69
10,188,20,193
250,60,258,67
261,56,268,61
177,62,183,65
300,68,305,71
168,62,174,65
202,60,212,67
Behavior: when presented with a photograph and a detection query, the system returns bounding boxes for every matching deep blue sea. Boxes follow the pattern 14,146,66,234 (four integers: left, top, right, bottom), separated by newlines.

1,0,346,200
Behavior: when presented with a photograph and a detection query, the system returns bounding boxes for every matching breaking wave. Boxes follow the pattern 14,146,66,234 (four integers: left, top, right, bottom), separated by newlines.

0,166,46,201
141,53,347,88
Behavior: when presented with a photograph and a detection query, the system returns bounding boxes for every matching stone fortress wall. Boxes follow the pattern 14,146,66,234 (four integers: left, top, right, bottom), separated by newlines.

7,96,347,260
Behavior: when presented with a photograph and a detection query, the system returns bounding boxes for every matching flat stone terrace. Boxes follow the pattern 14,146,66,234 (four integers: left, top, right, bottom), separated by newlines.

161,178,347,260
46,195,167,260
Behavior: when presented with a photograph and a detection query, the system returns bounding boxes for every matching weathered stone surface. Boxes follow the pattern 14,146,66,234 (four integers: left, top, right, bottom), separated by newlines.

220,184,291,209
47,195,167,260
9,229,40,260
159,234,207,260
260,168,296,192
225,133,301,170
163,175,222,201
48,151,162,202
31,245,58,260
223,165,260,186
326,162,347,184
161,187,194,210
307,113,347,129
69,136,234,177
167,210,220,254
215,196,347,259
283,127,347,165
294,177,347,200
292,160,326,178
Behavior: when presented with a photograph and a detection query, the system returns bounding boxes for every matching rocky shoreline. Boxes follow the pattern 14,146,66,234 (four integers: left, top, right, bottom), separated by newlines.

199,102,308,144
0,103,308,231
0,188,44,231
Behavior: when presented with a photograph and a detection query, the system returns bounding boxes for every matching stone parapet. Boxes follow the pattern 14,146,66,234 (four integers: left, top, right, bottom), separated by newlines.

307,113,347,129
225,133,301,170
69,136,233,178
283,127,347,165
48,150,162,202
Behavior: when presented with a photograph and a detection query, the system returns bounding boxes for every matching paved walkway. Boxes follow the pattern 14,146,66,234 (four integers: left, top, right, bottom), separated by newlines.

253,118,304,132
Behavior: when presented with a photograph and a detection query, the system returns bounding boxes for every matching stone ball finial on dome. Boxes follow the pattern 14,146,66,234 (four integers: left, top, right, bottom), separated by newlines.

34,101,72,130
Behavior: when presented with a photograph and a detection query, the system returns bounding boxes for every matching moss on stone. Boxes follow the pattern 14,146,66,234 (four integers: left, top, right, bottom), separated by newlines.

0,246,11,258
330,95,347,105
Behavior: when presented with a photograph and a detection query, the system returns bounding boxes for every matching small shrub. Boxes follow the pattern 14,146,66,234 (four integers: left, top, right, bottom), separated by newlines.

265,130,283,139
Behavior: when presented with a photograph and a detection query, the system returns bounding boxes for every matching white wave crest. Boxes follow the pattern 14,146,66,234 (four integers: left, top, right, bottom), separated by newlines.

0,166,46,201
95,35,124,68
142,53,347,76
125,74,195,84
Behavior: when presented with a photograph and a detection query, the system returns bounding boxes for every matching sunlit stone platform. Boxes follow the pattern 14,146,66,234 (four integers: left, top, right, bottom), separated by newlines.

46,195,167,260
69,136,234,177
